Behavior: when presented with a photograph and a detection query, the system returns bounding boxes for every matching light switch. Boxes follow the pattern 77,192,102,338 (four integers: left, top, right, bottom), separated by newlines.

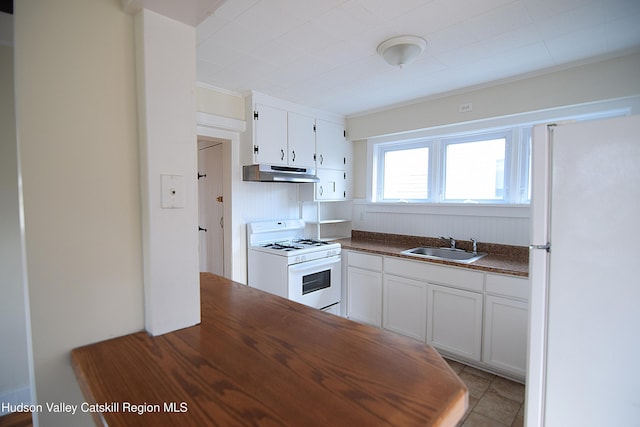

161,174,185,209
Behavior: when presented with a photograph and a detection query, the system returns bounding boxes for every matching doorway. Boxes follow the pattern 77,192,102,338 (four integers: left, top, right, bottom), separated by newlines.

198,140,224,275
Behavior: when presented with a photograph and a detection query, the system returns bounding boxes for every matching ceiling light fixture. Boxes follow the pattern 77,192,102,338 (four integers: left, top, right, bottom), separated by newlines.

377,36,427,68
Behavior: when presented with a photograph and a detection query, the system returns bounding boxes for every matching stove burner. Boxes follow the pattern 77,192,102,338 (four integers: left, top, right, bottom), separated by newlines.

294,238,329,246
261,242,304,251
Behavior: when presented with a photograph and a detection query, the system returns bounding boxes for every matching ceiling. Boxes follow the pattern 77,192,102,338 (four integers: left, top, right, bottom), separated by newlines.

196,0,640,116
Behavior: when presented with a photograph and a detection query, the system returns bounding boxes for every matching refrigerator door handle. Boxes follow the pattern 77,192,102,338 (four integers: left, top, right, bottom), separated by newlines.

529,243,550,252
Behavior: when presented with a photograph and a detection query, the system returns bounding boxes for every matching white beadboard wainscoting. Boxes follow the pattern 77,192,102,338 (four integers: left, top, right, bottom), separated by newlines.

351,200,530,246
239,181,301,224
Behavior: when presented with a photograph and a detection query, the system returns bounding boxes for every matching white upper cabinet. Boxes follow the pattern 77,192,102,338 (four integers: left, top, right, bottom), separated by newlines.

252,103,288,165
315,119,349,170
287,111,316,168
251,105,316,168
315,169,348,200
243,93,347,172
308,118,352,202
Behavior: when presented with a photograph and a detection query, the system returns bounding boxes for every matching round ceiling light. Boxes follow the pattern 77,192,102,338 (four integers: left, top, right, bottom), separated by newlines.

377,36,427,68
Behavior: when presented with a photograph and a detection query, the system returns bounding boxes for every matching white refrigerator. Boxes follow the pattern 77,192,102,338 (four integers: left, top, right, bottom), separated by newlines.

526,115,640,426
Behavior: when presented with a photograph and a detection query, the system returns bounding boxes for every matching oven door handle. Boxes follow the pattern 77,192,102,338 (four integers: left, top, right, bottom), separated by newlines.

288,255,341,272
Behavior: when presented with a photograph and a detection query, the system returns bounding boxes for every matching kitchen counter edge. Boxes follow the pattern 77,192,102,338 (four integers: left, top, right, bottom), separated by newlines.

335,236,529,277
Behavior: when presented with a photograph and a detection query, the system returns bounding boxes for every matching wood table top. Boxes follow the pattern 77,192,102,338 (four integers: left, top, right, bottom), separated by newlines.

72,273,467,426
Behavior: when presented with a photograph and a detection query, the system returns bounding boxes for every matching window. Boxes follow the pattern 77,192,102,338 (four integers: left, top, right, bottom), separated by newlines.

380,143,430,201
374,129,526,204
443,135,508,202
371,104,631,206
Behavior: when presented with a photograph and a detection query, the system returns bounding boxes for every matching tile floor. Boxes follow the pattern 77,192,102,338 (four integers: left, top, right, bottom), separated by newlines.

444,358,525,427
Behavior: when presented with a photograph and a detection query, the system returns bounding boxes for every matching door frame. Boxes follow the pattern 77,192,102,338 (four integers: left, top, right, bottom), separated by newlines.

196,112,245,281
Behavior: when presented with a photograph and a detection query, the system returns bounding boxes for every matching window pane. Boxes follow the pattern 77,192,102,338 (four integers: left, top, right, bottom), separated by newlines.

445,138,505,200
383,147,429,200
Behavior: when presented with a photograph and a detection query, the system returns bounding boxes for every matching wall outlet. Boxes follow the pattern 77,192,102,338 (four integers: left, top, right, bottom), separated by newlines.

459,102,473,113
161,174,185,209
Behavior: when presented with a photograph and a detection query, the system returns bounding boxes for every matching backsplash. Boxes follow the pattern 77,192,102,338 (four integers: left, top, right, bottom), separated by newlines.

351,202,530,246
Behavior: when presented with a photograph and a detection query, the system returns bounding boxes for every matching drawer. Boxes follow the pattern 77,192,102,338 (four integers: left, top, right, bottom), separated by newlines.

347,251,383,271
384,256,484,292
485,273,529,300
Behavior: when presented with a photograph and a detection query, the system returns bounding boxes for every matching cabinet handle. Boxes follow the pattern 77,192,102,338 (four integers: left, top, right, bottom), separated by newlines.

319,154,323,165
291,150,296,162
280,149,285,161
319,185,324,196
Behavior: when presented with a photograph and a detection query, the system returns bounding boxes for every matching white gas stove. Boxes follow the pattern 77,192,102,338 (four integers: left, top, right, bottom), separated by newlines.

247,220,342,313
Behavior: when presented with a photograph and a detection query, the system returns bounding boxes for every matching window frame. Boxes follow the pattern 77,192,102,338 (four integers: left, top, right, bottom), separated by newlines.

374,128,527,205
375,140,435,203
439,131,512,203
366,100,634,207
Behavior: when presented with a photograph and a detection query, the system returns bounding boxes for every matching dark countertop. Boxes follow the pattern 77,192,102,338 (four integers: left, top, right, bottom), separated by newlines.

72,273,468,426
335,232,529,277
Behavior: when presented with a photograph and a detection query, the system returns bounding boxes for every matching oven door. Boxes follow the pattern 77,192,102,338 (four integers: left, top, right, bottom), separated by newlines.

288,255,341,310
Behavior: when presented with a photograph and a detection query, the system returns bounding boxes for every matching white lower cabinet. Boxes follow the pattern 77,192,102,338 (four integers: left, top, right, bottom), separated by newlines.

347,267,382,326
483,274,529,379
346,252,383,327
427,284,483,361
383,274,427,341
344,251,529,379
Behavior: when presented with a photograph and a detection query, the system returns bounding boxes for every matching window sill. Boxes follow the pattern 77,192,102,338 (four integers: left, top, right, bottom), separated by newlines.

352,199,530,218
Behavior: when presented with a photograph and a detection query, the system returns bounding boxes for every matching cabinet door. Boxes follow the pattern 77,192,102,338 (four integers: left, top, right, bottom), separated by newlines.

483,295,528,378
315,119,348,170
287,112,316,168
316,169,348,200
427,284,483,361
347,266,382,327
383,274,427,341
254,103,288,165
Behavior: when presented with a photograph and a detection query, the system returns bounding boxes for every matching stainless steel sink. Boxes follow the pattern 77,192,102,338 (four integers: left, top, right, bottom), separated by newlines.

400,246,487,264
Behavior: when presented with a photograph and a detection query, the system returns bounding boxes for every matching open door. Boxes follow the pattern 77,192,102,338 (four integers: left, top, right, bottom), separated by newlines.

197,141,224,275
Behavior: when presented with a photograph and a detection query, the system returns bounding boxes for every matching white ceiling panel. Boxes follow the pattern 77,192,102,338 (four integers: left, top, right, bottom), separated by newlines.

196,0,640,116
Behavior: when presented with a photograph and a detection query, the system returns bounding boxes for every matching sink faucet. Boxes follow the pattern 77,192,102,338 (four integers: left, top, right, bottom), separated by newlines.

470,238,478,254
440,236,456,249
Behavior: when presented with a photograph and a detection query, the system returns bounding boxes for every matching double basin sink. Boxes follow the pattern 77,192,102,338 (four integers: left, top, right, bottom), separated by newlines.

401,246,487,264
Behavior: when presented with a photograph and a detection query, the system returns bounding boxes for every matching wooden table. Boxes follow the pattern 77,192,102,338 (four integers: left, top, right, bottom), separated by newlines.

72,273,467,426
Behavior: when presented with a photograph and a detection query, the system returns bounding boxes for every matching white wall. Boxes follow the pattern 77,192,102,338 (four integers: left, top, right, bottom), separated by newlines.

134,9,200,336
347,52,640,246
0,41,31,413
14,1,144,425
196,83,244,121
347,51,640,140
